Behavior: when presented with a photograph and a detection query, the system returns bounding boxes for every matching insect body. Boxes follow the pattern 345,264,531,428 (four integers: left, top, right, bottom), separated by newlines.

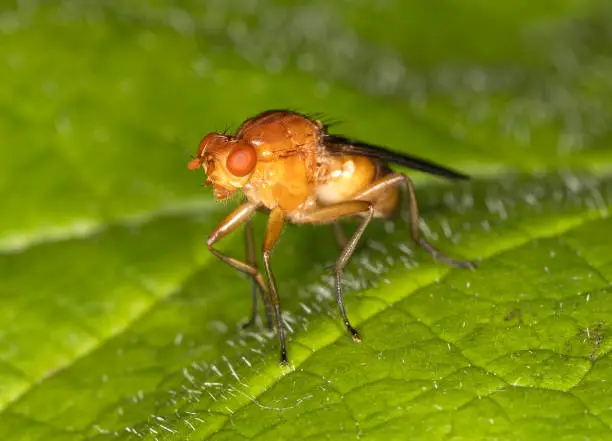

188,110,475,364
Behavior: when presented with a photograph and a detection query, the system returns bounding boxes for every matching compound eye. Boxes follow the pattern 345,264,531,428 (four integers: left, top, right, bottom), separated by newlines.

226,144,256,177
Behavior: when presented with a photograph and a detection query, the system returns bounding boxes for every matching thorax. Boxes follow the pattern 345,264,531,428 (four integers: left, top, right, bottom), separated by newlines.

242,154,317,212
234,111,383,217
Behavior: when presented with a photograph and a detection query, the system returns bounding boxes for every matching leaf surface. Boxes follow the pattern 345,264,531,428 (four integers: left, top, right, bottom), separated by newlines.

0,1,611,440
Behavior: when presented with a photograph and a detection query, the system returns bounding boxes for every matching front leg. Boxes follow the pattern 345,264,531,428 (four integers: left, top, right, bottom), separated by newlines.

261,207,289,364
207,202,270,325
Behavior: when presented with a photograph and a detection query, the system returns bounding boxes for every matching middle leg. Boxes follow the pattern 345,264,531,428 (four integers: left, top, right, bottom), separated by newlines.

298,200,374,341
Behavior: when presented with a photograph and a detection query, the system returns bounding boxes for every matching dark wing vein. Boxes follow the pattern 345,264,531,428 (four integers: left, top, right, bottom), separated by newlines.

323,134,469,180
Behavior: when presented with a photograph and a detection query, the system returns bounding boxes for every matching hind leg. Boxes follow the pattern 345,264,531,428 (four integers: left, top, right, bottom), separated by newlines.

352,173,475,269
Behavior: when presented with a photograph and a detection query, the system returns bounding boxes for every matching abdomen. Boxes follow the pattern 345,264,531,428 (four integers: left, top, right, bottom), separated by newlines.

315,155,399,218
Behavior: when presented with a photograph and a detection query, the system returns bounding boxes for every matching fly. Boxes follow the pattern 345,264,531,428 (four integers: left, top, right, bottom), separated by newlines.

188,110,476,365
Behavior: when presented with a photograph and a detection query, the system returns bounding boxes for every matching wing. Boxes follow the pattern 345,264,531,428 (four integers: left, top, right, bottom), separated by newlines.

323,134,469,180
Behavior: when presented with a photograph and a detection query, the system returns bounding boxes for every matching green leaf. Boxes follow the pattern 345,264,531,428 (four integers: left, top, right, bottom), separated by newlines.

1,1,611,440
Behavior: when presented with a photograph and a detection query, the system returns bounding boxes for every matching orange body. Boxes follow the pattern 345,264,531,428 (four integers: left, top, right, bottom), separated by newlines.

189,110,399,222
189,109,474,364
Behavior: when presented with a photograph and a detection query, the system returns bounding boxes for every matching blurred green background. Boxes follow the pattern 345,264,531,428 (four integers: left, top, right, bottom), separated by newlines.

1,1,612,440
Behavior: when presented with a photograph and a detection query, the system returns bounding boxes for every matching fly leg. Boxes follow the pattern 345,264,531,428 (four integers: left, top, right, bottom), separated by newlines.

262,208,289,364
207,202,272,328
243,218,258,329
331,221,348,250
243,218,273,330
353,173,476,269
298,201,374,342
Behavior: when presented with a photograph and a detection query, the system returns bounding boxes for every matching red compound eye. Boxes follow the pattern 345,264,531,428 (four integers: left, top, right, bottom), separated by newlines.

226,144,256,177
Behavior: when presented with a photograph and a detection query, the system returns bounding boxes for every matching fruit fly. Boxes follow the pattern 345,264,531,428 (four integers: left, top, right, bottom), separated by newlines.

188,110,475,364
